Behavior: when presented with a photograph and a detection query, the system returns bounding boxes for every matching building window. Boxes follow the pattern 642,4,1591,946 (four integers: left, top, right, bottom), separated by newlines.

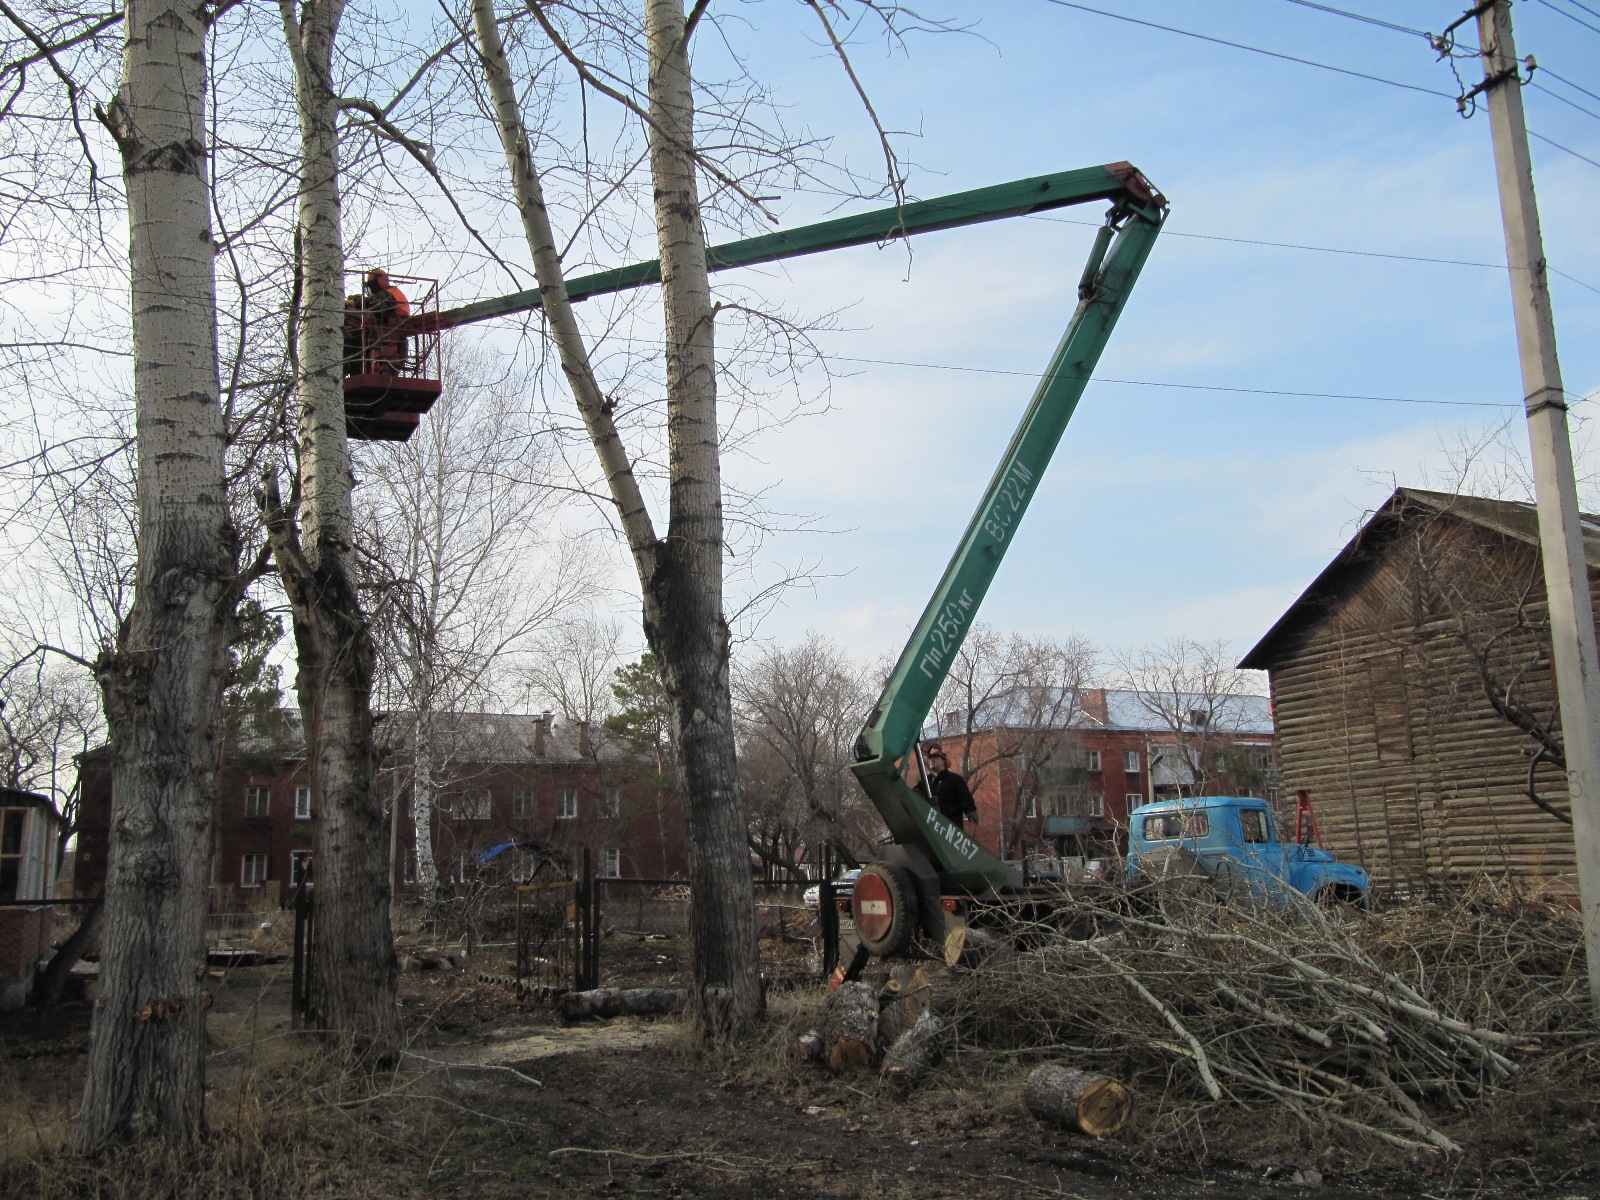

289,851,312,887
453,854,471,884
1088,794,1104,818
453,789,491,820
402,851,417,884
1084,750,1101,772
1123,750,1140,773
0,808,26,900
1126,793,1143,810
245,786,270,818
602,848,621,878
295,786,311,820
241,853,267,887
512,788,533,818
601,788,621,818
557,789,578,820
1022,792,1038,819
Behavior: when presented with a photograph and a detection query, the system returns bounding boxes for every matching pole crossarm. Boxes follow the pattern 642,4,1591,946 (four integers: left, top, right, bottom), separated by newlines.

407,163,1164,335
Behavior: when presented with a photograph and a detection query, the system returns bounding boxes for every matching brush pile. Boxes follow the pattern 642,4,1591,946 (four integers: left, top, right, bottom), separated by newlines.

948,880,1597,1155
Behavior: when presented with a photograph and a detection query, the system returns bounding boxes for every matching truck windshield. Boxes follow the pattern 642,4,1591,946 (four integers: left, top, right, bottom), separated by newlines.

1240,809,1270,843
1141,811,1209,841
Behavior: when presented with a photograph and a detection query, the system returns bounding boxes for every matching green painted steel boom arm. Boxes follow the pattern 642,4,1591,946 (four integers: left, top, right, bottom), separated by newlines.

847,181,1167,892
406,163,1165,890
406,163,1163,334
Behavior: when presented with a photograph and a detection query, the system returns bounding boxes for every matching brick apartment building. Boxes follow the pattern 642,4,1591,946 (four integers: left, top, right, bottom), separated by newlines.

74,711,687,908
927,686,1277,862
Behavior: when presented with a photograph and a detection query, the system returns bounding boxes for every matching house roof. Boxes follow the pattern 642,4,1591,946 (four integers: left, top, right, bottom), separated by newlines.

1238,486,1600,671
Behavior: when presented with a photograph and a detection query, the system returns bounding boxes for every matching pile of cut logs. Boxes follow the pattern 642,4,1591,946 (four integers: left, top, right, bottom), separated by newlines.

800,961,1131,1137
801,962,947,1086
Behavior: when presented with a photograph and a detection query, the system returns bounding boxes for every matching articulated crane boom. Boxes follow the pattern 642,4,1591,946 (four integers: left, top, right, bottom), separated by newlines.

397,163,1165,952
850,171,1166,914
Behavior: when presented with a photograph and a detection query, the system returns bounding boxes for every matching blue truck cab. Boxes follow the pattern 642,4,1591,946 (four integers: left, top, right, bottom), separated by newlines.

1127,796,1369,907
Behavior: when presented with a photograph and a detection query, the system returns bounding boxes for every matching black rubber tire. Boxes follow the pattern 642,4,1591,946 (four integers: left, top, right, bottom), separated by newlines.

852,863,918,957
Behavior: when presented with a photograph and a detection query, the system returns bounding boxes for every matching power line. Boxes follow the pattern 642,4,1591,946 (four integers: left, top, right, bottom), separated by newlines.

1543,67,1600,107
1532,81,1600,122
1534,0,1600,37
1530,128,1600,171
1274,0,1431,40
1024,213,1600,297
822,354,1518,409
1040,0,1456,98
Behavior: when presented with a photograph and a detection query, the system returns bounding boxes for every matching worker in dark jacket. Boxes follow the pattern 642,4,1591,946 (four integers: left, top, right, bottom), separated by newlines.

915,743,977,827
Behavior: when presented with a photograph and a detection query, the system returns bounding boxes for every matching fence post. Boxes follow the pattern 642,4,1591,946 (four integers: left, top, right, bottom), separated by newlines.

590,868,602,989
819,845,839,977
578,848,592,991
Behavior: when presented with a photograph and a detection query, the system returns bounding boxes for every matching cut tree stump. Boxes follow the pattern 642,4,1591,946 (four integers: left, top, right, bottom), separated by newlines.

1023,1065,1131,1136
882,1008,944,1087
878,963,932,1046
822,980,878,1071
558,987,686,1021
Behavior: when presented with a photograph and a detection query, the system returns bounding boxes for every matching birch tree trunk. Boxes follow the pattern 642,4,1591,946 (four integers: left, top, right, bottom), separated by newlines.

411,706,439,895
75,0,234,1147
642,0,762,1035
470,0,762,1034
269,0,399,1061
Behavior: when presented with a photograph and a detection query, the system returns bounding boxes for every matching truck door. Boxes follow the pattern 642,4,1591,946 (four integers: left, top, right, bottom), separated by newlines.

1230,806,1288,900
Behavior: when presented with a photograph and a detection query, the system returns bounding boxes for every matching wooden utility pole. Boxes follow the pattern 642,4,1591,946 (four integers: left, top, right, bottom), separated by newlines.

1471,0,1600,1012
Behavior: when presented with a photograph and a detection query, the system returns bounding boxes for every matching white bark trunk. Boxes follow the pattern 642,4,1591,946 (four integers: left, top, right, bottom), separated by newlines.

411,710,438,894
273,0,399,1060
472,0,761,1034
76,0,233,1148
642,0,762,1036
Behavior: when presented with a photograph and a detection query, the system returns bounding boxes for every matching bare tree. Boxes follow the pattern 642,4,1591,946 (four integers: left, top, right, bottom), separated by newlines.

734,633,876,875
0,648,101,860
361,346,599,895
462,0,937,1034
525,616,630,731
262,0,399,1059
934,626,1097,855
1115,637,1261,798
72,0,237,1147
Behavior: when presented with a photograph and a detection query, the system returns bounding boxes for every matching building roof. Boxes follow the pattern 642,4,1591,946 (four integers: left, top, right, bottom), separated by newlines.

1238,487,1600,672
0,787,64,825
89,710,620,768
931,687,1274,737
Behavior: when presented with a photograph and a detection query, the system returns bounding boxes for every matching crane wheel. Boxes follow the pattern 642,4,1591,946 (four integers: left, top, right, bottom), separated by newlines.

852,863,918,957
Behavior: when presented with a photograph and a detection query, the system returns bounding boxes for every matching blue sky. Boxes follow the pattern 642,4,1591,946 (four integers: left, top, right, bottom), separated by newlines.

618,0,1600,665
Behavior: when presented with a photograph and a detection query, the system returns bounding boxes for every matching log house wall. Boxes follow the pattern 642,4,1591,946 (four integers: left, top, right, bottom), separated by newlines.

1257,503,1580,896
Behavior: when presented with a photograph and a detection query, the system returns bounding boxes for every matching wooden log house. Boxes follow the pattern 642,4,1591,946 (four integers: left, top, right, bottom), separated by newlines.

1240,488,1593,898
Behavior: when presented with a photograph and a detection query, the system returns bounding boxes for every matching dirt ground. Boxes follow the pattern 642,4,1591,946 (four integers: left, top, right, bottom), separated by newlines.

3,935,1596,1200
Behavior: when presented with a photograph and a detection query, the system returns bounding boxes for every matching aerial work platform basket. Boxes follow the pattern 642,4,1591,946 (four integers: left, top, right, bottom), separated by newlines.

342,272,441,442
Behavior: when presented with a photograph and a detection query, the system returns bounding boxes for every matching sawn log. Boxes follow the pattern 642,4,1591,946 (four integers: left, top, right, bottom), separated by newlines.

559,987,686,1021
1023,1064,1131,1136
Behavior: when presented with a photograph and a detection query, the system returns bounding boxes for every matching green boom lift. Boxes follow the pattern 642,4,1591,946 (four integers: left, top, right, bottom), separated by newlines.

410,162,1168,957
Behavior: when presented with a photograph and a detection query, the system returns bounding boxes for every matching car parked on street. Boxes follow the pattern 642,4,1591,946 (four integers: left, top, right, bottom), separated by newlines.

803,868,861,908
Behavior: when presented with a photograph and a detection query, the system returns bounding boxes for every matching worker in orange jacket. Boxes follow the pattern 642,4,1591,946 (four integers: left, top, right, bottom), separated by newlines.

363,268,410,373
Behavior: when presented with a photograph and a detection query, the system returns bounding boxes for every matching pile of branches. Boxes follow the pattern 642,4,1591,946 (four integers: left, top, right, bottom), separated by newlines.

948,880,1597,1157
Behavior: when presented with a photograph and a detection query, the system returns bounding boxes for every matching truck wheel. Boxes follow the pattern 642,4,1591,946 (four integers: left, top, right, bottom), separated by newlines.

852,863,918,957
